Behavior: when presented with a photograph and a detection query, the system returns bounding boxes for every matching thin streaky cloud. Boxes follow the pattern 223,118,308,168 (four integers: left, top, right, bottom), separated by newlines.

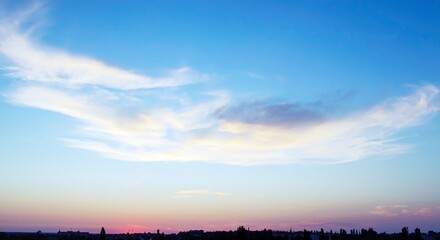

0,5,205,90
171,195,194,199
172,189,210,199
369,204,440,217
215,192,231,196
176,190,210,195
1,3,440,166
172,190,231,199
7,84,439,165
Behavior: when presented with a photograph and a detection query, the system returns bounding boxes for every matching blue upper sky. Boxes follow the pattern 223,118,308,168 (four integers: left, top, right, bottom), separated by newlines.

0,0,440,233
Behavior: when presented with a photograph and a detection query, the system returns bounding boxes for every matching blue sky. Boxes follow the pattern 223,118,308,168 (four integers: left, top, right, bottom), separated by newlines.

1,0,440,233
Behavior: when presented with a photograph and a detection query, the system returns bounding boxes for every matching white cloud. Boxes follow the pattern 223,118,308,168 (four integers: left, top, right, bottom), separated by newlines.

370,204,440,217
1,3,440,166
171,190,231,199
0,4,205,90
215,192,231,196
176,190,210,195
172,189,210,199
30,84,436,166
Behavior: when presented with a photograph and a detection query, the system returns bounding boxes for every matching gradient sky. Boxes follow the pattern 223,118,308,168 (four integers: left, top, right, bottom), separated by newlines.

1,0,440,234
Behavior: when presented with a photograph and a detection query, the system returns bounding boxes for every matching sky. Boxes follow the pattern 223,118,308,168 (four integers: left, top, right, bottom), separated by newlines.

1,0,440,234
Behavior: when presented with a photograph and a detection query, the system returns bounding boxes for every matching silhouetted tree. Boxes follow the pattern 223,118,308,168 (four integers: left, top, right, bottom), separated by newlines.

260,229,273,240
237,226,247,240
36,230,47,240
100,227,106,240
320,229,326,240
304,230,311,240
365,228,377,236
400,227,408,240
414,228,421,240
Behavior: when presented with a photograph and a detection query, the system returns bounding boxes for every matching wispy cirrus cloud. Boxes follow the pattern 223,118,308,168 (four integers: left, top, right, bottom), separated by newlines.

172,190,231,199
18,82,434,166
370,204,440,217
176,190,210,195
172,189,210,199
215,192,231,197
1,3,440,165
0,3,205,90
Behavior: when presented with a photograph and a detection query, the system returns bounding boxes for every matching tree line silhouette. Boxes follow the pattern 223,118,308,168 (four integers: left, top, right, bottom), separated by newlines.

0,226,438,240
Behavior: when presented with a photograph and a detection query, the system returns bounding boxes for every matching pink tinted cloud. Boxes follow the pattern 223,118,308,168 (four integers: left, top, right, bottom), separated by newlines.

370,204,440,217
